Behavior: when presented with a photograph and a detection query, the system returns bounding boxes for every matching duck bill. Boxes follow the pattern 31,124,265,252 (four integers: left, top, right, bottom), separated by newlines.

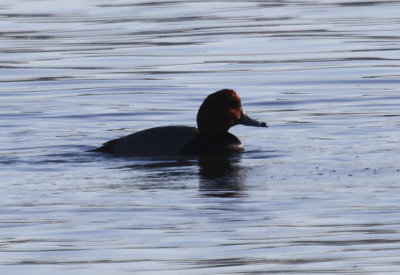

239,112,268,128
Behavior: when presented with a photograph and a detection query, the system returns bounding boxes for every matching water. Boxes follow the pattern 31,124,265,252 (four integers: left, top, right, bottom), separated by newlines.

1,0,400,273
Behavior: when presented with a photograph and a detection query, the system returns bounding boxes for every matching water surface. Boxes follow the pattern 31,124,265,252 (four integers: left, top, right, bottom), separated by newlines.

1,0,400,274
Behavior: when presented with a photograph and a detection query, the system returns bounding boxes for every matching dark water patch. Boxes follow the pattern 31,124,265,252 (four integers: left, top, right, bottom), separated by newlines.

97,1,183,8
43,111,173,120
337,1,397,7
252,95,400,109
0,13,55,18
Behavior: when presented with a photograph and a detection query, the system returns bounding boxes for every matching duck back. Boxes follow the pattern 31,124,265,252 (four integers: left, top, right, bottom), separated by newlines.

95,126,198,156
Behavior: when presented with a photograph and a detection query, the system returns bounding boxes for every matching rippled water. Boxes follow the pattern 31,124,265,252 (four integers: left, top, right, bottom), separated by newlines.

1,0,400,273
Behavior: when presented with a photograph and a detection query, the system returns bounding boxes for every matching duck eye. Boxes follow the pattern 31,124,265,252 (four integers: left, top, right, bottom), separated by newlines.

230,100,240,109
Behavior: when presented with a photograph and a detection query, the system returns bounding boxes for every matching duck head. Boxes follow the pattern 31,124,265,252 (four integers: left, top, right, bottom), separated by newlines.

196,89,267,137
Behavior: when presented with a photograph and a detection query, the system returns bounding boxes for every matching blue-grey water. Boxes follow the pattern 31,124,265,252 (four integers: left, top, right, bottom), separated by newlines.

1,0,400,274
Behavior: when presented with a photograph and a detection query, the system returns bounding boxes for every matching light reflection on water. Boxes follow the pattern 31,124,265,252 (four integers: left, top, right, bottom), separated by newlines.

1,0,400,273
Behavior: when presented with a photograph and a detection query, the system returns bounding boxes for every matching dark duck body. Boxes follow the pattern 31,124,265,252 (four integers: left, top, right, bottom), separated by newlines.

94,89,267,156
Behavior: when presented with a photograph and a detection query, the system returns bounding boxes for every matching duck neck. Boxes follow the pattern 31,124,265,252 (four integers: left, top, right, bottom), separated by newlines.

198,128,229,139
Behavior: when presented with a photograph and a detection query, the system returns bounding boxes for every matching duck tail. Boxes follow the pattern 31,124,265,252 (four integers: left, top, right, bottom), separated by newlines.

90,139,118,153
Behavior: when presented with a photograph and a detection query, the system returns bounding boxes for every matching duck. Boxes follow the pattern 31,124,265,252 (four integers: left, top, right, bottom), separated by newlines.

93,89,267,156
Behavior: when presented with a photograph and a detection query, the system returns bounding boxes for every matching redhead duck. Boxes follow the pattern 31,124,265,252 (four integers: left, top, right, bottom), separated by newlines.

93,89,267,156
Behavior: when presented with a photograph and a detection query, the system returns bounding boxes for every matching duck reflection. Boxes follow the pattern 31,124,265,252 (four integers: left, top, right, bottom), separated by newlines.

198,154,245,197
104,154,245,196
